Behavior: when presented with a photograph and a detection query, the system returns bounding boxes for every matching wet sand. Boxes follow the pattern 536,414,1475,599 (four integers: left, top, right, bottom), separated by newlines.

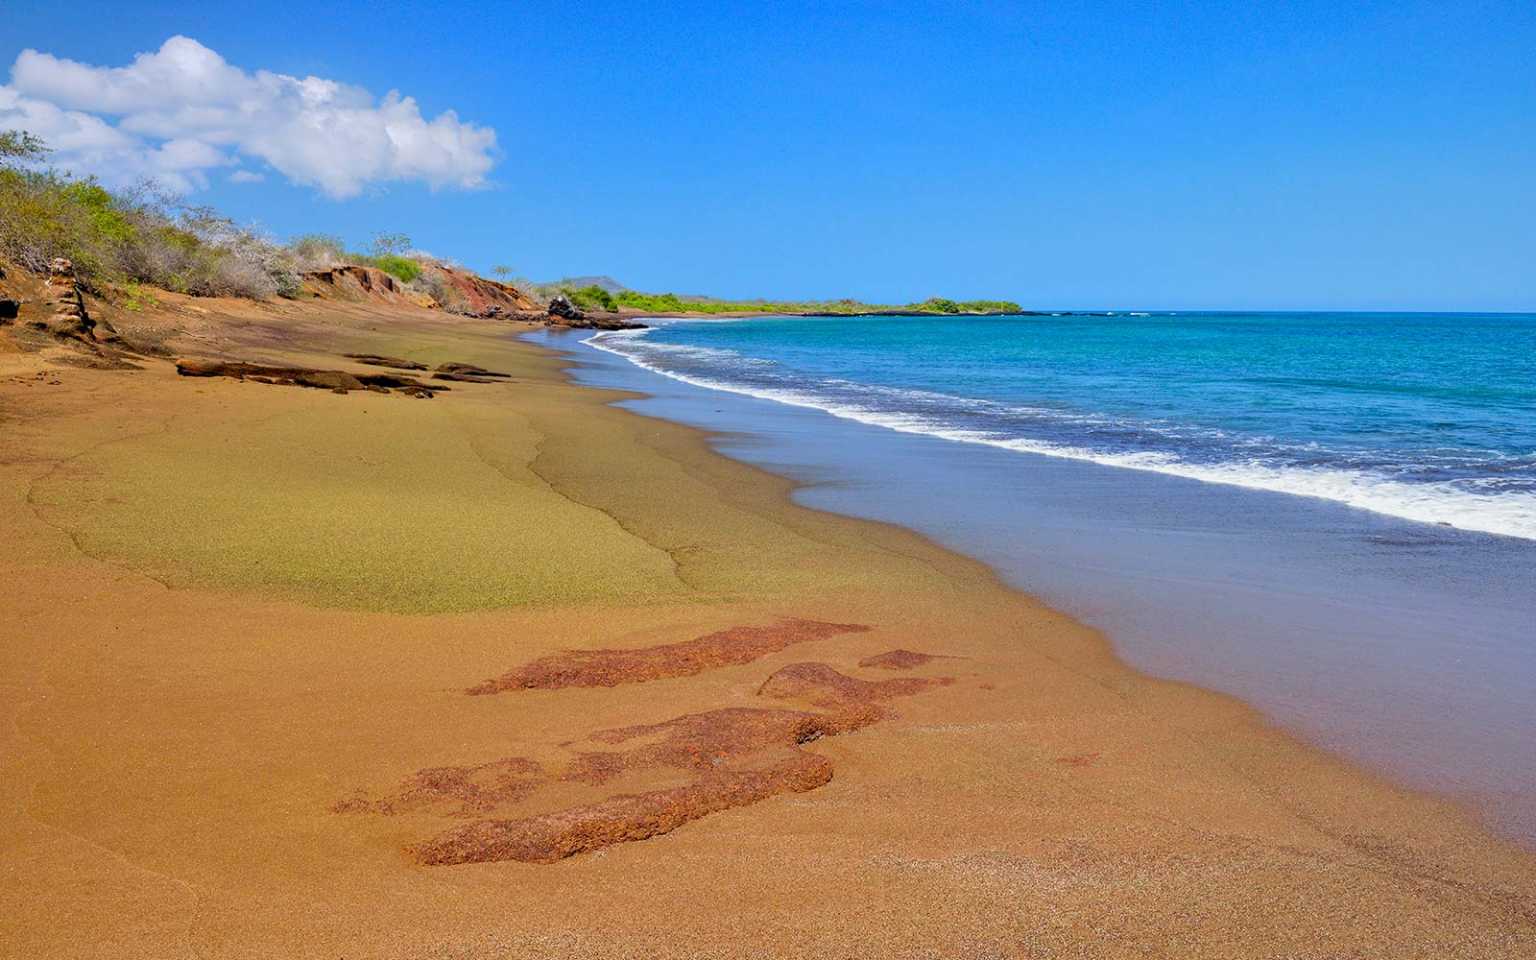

1,294,1533,957
557,326,1536,846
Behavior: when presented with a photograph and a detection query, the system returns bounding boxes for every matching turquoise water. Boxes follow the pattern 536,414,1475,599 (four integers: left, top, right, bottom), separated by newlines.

590,312,1536,539
562,313,1536,841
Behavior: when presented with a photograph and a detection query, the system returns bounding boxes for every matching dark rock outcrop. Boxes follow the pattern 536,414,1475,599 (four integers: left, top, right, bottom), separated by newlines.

343,353,428,371
546,294,583,321
432,362,513,383
550,312,648,331
27,259,122,347
175,358,446,398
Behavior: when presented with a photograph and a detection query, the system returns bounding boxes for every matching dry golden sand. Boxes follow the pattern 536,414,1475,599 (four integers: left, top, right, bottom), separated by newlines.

1,294,1533,958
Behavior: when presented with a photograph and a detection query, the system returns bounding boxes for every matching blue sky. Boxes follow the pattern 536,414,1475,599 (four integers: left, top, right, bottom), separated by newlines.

2,0,1533,310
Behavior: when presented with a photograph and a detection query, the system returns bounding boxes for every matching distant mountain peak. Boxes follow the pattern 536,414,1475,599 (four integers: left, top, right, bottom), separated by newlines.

544,275,627,294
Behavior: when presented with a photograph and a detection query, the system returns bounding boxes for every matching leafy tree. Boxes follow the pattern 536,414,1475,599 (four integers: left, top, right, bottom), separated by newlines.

371,232,412,256
0,130,48,166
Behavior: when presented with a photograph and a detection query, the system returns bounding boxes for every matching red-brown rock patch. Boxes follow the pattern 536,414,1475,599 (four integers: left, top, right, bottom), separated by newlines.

413,753,833,865
858,648,948,670
333,757,544,817
343,656,956,866
466,618,869,694
757,661,953,716
563,706,856,786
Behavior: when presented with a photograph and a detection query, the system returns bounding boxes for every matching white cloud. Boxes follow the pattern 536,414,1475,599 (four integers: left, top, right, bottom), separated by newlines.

228,169,265,184
0,36,498,198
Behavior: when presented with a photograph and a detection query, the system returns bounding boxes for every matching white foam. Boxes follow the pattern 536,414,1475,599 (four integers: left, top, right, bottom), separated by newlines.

585,329,1536,541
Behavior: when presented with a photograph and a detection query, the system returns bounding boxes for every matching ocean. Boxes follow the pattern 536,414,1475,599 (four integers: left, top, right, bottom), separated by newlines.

531,311,1536,843
589,312,1536,540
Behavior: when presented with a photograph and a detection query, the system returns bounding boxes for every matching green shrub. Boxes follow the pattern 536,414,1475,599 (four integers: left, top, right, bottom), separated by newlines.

607,290,1021,316
60,181,135,245
371,254,422,283
341,250,423,284
905,297,1020,313
3,131,1023,313
613,290,689,312
563,284,616,312
122,282,159,311
910,297,962,314
0,167,123,279
0,131,299,299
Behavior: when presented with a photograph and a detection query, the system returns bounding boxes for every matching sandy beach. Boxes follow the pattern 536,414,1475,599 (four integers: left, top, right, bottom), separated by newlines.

2,293,1534,958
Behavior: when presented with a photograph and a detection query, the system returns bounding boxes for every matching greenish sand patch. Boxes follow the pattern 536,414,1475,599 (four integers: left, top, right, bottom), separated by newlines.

32,382,689,613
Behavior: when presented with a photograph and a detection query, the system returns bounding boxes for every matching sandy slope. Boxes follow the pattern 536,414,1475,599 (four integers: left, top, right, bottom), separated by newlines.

1,293,1532,958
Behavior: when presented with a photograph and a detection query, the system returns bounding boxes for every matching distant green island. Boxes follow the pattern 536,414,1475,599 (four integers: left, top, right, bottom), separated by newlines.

554,283,1021,317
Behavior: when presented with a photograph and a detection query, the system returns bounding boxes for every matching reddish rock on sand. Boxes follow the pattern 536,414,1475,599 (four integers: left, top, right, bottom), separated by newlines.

563,706,864,786
352,661,955,865
757,661,953,713
332,757,544,817
466,618,871,694
857,648,947,670
413,753,833,866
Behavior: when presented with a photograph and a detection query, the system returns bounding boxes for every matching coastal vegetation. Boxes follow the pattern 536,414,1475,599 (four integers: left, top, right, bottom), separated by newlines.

0,132,436,302
284,233,423,284
346,252,424,284
906,297,1021,314
1,132,300,299
562,283,619,312
606,290,1022,315
346,233,424,283
2,129,1020,316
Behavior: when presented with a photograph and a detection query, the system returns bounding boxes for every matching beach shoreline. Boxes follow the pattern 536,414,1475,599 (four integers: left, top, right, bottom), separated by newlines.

1,293,1533,957
562,314,1536,847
